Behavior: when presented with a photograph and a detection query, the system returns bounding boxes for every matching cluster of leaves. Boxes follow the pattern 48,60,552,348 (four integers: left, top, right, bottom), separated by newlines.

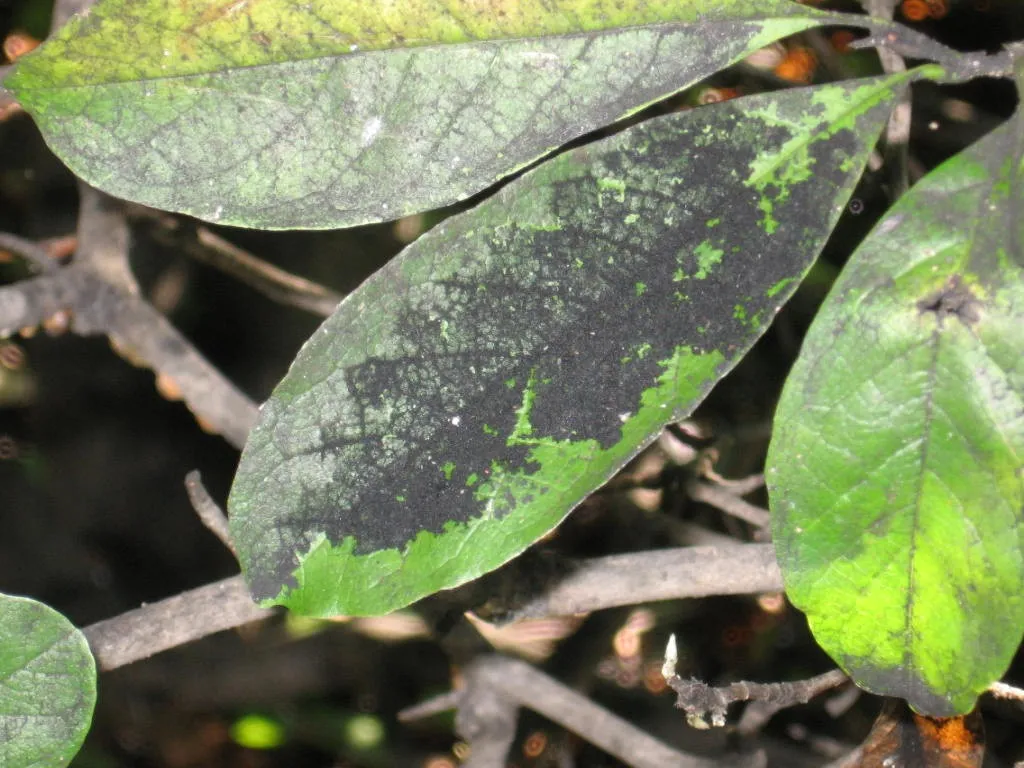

0,0,1021,763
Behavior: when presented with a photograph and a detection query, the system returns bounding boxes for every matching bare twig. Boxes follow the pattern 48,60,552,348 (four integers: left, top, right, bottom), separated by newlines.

804,30,854,83
0,232,60,274
184,470,236,556
196,226,341,316
506,544,783,622
882,97,912,197
663,519,746,549
75,185,138,294
408,655,759,768
0,189,259,447
82,575,274,671
735,701,786,737
398,690,463,722
738,679,859,737
662,639,847,731
859,0,899,18
128,207,342,316
698,470,764,495
787,727,852,761
864,1,910,199
0,266,257,446
987,681,1024,702
51,0,97,33
852,19,1013,82
658,426,701,466
0,274,67,332
456,662,521,768
687,480,771,529
823,684,862,718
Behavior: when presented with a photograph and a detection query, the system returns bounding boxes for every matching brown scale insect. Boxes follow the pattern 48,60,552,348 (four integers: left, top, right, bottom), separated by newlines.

522,730,547,759
696,87,742,105
0,342,26,370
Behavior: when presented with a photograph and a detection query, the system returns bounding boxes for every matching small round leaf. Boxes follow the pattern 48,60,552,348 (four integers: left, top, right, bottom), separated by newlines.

0,593,97,768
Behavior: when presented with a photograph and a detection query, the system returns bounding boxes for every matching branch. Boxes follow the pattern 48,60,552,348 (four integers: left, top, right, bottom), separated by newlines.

51,0,97,33
662,520,746,549
184,470,236,556
506,544,782,622
0,232,60,274
75,184,139,294
0,270,83,333
0,191,258,447
398,690,462,722
406,655,760,768
82,575,274,671
720,665,854,739
455,662,520,768
687,479,770,529
853,19,1013,83
987,681,1024,703
865,1,910,199
663,637,848,730
128,207,342,316
2,266,257,446
196,225,342,316
697,470,764,496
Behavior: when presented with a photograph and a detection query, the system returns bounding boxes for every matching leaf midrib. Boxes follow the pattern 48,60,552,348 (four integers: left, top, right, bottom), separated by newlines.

12,18,777,94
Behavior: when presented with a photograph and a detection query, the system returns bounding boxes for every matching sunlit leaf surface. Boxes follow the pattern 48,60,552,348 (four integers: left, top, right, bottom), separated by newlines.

768,63,1024,715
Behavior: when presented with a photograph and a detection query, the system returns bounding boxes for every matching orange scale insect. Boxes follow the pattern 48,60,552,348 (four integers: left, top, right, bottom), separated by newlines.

927,0,949,18
2,31,40,62
774,48,817,84
901,0,932,21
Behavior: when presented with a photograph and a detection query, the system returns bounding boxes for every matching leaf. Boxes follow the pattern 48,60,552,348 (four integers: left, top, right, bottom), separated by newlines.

5,0,842,229
0,593,97,768
227,70,924,617
767,62,1024,716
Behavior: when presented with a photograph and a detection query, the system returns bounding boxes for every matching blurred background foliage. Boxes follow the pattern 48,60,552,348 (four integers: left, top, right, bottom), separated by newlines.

1,0,1022,765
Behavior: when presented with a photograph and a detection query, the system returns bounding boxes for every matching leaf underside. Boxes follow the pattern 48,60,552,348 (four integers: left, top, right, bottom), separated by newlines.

228,72,919,617
768,64,1024,716
0,593,97,768
6,0,839,228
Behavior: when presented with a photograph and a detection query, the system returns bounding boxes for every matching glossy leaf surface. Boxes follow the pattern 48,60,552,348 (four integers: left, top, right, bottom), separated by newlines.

228,71,921,616
768,65,1024,715
6,0,837,228
0,593,96,768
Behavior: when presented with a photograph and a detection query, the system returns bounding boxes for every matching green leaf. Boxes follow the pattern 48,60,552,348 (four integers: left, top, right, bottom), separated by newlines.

6,0,839,229
0,593,97,767
767,65,1024,716
228,71,922,617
